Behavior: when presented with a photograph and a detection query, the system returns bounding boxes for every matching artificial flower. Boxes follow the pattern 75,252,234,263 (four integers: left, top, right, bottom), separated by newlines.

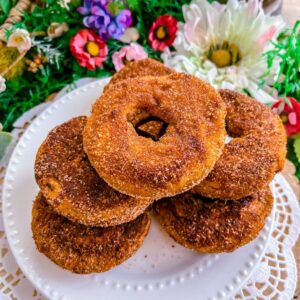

77,0,132,41
70,29,107,70
47,22,69,38
25,55,48,73
162,0,285,104
272,98,300,137
112,43,147,71
7,29,32,53
0,75,6,93
119,27,139,43
148,15,178,52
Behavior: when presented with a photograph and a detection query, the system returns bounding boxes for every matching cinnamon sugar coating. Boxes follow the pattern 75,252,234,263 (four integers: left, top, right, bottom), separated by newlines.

154,188,273,253
35,117,153,227
194,90,287,200
32,193,150,274
83,73,227,199
104,58,174,92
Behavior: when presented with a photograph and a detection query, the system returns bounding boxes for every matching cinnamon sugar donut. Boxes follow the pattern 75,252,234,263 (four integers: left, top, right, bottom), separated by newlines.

154,188,273,253
32,193,150,274
104,58,174,92
194,90,286,200
35,117,153,227
84,73,226,199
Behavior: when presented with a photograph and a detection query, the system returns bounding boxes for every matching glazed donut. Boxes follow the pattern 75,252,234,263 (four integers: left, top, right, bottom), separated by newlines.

104,58,174,92
35,117,153,227
84,73,226,199
154,188,273,253
32,193,150,274
193,90,286,200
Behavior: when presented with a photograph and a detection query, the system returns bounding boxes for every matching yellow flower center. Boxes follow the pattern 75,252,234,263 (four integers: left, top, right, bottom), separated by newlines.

207,41,241,68
86,41,99,57
280,112,288,124
155,26,167,40
14,36,24,43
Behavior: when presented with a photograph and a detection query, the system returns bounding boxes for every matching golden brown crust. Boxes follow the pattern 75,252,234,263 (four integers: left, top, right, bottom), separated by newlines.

154,188,273,253
104,58,174,92
35,117,153,227
193,90,287,200
84,73,227,199
32,193,150,274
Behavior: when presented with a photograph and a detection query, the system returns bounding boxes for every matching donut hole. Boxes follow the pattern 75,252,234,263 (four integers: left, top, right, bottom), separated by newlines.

128,111,168,141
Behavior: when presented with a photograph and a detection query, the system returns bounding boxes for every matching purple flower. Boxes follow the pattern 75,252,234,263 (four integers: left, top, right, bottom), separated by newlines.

116,10,132,28
77,0,132,41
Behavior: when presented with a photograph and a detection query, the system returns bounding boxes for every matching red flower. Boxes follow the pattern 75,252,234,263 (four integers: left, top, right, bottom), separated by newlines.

148,15,178,51
272,97,300,137
70,29,107,70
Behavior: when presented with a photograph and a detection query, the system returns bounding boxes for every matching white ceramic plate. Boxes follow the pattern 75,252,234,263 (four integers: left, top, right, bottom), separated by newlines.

2,79,275,300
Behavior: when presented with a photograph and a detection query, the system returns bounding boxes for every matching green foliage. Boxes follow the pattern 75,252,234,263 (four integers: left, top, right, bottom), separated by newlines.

288,139,300,179
265,21,300,101
294,138,300,165
0,0,193,131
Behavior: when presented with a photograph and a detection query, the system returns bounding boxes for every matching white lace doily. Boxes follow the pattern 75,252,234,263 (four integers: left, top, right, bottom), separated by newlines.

0,80,299,300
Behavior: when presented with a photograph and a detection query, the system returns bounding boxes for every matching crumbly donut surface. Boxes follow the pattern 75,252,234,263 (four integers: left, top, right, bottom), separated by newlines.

84,73,227,199
194,90,287,200
32,193,150,274
104,58,174,92
154,188,273,253
35,117,153,227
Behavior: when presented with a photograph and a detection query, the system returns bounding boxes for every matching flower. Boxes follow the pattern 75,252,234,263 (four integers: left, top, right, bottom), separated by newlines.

47,22,69,38
148,15,178,51
7,29,32,53
112,43,147,71
119,27,139,43
161,0,285,104
0,75,6,93
272,98,300,137
70,29,107,70
77,0,132,41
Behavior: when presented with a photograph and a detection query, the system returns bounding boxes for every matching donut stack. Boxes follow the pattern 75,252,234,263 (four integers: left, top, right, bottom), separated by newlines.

32,58,286,273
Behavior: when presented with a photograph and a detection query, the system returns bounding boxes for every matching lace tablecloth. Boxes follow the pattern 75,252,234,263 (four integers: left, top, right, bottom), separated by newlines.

0,78,300,299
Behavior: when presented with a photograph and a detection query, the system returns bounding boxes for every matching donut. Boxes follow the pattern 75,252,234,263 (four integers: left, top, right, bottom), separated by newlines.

32,193,150,274
193,90,286,200
83,73,227,199
154,188,273,253
35,116,153,227
104,58,174,92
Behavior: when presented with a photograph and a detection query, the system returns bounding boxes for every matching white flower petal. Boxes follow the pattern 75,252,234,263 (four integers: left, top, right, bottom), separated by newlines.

162,0,286,103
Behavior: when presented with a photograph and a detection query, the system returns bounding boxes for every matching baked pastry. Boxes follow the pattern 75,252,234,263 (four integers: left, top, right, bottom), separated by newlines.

194,90,286,200
32,192,150,274
154,188,273,253
104,58,174,92
35,116,153,227
84,73,226,199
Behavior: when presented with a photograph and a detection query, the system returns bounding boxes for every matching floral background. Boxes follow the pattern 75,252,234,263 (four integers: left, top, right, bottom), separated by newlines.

0,0,299,178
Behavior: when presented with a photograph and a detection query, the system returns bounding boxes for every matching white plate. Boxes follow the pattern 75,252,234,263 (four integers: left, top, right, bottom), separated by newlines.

2,78,275,300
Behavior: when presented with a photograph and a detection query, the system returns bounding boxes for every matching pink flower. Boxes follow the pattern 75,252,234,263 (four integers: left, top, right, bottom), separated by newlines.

272,97,300,137
70,29,107,70
112,43,147,71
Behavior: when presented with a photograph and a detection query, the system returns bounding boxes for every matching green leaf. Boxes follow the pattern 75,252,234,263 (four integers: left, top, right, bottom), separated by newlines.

0,0,11,15
125,0,140,12
294,138,300,164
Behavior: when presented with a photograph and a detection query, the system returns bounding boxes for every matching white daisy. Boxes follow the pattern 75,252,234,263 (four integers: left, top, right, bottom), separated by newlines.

162,0,286,104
